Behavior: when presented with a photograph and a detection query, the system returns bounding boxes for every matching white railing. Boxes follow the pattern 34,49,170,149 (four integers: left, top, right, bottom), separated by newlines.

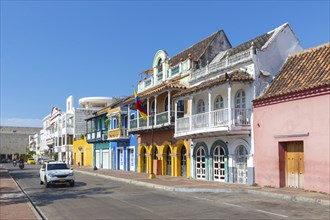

210,108,229,127
190,49,253,81
192,112,209,130
176,116,190,132
175,108,251,134
156,71,163,84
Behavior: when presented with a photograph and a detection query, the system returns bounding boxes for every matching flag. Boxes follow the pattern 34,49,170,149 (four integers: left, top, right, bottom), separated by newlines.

134,89,148,120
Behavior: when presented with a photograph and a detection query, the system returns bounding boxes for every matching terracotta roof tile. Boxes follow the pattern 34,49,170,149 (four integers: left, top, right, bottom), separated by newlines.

169,30,223,66
256,43,330,101
124,81,188,104
226,32,273,57
173,70,254,99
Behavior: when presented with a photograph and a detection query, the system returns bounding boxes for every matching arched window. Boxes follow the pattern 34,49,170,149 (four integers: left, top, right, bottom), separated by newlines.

214,95,224,110
235,90,246,109
213,145,226,181
197,99,205,113
196,146,206,179
157,59,163,73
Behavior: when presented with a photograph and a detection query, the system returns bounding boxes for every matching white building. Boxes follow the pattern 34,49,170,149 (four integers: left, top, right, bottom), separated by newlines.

173,23,302,184
39,96,116,164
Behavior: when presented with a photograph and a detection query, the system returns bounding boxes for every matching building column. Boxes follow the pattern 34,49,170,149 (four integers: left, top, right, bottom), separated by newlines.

189,96,193,130
174,101,178,133
167,90,171,124
227,83,232,128
127,105,130,130
208,90,212,128
147,97,150,126
154,95,158,126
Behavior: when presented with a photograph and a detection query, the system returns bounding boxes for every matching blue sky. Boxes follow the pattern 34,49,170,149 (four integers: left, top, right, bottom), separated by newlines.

1,1,329,127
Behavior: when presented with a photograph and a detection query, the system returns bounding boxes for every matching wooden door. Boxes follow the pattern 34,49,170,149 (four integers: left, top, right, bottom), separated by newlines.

286,142,304,188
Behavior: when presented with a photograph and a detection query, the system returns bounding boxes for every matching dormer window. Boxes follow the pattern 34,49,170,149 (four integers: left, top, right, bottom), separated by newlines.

157,59,163,73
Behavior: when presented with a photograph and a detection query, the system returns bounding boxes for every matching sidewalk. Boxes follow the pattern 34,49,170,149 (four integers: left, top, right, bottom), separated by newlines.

73,165,330,206
0,167,39,220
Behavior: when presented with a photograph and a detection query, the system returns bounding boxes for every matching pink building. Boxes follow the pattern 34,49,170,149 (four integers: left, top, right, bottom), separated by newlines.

253,43,330,194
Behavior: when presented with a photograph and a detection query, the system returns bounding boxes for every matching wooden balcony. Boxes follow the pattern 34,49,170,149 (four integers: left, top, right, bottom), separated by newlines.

86,130,108,143
107,128,129,141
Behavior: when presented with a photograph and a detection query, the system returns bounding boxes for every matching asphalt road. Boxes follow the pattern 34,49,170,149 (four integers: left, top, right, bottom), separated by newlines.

5,164,329,220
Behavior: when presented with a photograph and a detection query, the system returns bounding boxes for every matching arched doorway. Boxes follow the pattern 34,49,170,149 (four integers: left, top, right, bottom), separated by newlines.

195,146,206,179
165,147,171,176
180,146,187,177
141,147,147,173
213,145,225,182
235,145,248,184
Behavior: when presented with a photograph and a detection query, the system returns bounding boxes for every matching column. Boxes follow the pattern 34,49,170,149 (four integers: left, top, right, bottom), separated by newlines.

147,97,150,126
208,90,211,128
167,90,171,124
154,95,158,126
174,101,178,133
128,105,130,130
189,96,193,130
227,83,232,129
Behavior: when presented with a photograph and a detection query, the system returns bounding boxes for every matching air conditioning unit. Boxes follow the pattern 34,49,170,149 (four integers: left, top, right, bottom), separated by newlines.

102,134,108,141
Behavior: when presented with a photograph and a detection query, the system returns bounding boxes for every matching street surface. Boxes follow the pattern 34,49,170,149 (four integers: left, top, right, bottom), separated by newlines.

4,164,329,220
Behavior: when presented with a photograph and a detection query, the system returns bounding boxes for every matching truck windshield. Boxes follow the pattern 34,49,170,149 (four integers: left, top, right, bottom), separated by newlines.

47,164,69,170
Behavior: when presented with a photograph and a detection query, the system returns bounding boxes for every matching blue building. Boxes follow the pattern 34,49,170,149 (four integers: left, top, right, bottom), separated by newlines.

86,98,137,171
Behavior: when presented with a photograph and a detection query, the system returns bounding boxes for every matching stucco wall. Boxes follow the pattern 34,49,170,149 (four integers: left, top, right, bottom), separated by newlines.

253,94,330,193
0,126,42,157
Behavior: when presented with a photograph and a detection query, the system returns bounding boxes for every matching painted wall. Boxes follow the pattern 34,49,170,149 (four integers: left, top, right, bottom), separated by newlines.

254,94,330,194
73,137,93,166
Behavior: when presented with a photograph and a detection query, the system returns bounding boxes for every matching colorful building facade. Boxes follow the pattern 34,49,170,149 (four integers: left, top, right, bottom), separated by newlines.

253,43,330,193
173,23,302,184
125,30,232,178
73,137,93,166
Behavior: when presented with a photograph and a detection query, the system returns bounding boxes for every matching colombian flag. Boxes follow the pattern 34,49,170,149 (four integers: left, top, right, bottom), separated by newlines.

134,89,148,120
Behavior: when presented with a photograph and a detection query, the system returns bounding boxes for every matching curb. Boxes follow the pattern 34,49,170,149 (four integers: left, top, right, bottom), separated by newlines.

75,169,330,206
246,189,330,206
6,170,47,220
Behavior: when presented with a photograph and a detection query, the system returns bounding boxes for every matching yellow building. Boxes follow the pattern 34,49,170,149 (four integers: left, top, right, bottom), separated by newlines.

73,137,93,167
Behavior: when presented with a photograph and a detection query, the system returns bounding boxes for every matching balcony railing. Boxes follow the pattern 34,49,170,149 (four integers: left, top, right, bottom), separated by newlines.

190,49,253,81
86,129,108,143
175,108,251,135
137,60,191,93
129,111,178,131
108,128,129,140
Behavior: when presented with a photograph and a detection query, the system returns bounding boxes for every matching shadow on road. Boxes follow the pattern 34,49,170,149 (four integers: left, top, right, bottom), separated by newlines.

5,166,119,207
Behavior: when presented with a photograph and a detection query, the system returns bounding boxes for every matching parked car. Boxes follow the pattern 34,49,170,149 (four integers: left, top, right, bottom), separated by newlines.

39,161,75,187
27,158,36,164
